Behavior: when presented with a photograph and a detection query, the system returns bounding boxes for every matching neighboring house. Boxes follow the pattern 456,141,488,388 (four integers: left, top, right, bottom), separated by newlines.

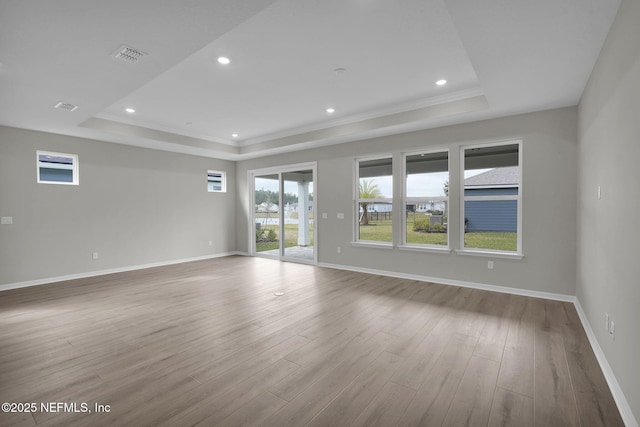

411,202,446,213
284,202,314,212
360,202,393,213
464,167,519,232
256,202,279,213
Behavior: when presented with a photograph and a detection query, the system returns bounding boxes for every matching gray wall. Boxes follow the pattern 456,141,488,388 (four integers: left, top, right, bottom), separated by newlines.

0,126,236,286
577,0,640,421
237,107,578,295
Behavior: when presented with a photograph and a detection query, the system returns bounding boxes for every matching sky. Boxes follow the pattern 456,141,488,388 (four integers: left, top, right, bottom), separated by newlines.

364,169,492,199
255,177,314,197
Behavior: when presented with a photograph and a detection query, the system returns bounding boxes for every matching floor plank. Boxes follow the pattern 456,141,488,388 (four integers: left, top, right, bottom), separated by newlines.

441,355,500,427
488,387,533,427
262,331,395,427
351,381,416,427
306,350,405,426
534,328,580,427
216,391,287,427
397,333,478,427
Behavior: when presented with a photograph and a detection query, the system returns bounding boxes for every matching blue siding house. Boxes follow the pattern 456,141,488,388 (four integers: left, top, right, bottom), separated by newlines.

464,167,519,232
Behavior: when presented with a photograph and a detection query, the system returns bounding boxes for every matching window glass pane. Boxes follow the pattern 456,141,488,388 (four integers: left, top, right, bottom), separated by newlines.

255,174,280,254
463,143,520,252
406,152,448,198
404,151,448,247
358,158,392,199
464,201,517,251
464,144,519,171
406,200,448,245
282,170,315,261
208,171,226,192
37,152,77,184
358,157,392,242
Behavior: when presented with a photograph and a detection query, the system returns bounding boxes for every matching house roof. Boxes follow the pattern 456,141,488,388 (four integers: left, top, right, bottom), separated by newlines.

464,166,519,187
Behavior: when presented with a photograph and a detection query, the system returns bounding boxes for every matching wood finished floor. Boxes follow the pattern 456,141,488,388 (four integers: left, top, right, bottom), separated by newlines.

0,256,624,427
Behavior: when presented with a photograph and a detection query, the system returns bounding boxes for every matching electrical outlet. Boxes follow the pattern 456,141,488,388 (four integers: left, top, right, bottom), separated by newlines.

610,321,615,340
337,246,341,254
322,212,328,219
487,261,494,269
336,213,344,219
208,240,212,246
92,252,99,260
1,216,12,225
605,314,616,340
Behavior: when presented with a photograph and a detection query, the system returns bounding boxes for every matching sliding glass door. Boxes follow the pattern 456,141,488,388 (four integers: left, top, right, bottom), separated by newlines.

251,163,316,263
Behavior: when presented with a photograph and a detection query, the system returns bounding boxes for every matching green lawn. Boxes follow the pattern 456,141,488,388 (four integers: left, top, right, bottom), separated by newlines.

256,218,516,252
359,219,448,245
256,223,314,252
464,232,517,251
359,218,517,251
359,220,394,242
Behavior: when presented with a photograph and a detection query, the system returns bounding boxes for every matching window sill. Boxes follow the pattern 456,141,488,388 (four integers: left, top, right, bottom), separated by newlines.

455,249,524,260
398,245,451,254
351,241,394,250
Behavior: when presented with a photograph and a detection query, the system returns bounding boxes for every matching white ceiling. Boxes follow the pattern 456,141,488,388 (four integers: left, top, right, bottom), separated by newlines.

0,0,620,161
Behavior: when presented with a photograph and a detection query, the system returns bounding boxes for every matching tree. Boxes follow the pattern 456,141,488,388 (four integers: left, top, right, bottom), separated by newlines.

443,179,449,196
359,179,381,225
255,189,299,205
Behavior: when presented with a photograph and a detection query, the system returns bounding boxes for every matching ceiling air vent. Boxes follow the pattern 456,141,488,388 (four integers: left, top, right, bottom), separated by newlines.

53,102,78,112
113,45,147,63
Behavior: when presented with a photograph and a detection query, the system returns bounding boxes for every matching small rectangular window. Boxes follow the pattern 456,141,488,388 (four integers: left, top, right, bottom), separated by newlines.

356,157,393,243
404,150,449,248
207,170,226,192
37,151,78,185
462,142,521,254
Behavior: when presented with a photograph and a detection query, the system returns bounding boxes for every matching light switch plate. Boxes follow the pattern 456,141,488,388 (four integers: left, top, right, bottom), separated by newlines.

337,213,345,219
1,216,13,225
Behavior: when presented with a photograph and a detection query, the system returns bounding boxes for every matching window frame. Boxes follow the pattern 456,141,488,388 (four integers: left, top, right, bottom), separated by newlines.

354,155,394,246
401,149,450,251
36,150,79,185
459,140,523,257
207,170,227,193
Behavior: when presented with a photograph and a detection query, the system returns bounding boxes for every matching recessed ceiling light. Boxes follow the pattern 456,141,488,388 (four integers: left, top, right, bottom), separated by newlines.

326,108,335,114
217,56,231,65
125,108,135,113
436,79,447,86
231,133,239,138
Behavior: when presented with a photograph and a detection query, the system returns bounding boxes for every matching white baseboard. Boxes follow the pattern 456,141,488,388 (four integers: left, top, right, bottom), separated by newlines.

573,300,638,427
318,262,575,302
0,252,239,292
